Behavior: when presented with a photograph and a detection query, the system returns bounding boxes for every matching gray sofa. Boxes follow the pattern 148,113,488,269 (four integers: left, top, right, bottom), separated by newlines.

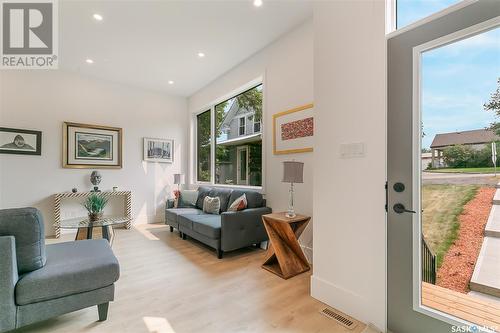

165,187,271,258
0,208,120,332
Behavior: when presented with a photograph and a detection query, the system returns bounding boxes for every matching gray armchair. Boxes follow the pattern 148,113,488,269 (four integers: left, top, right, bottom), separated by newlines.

0,208,120,332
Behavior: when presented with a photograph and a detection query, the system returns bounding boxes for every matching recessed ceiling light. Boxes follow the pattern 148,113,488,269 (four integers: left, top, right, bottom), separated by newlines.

85,58,94,64
253,0,263,7
93,13,103,21
197,52,205,58
168,80,174,85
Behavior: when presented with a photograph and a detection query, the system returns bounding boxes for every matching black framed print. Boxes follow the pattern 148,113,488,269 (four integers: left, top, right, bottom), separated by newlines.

0,127,42,155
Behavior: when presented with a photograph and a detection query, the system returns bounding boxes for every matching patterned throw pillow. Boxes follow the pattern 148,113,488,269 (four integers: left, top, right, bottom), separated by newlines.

203,196,221,215
227,194,248,212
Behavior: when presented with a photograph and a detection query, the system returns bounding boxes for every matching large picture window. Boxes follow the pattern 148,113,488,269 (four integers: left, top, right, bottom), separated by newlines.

195,84,263,187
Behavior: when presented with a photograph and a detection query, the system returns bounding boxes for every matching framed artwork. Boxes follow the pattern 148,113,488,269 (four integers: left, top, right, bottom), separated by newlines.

0,127,42,155
143,138,173,163
63,122,122,169
273,103,314,155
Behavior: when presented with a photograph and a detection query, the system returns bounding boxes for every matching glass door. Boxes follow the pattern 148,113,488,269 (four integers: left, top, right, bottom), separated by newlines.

387,2,500,332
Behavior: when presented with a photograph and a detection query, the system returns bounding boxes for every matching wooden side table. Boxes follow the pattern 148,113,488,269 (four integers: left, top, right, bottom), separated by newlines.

261,212,311,279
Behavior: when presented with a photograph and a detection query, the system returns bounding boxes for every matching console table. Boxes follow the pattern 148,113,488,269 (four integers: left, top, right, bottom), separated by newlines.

54,191,132,238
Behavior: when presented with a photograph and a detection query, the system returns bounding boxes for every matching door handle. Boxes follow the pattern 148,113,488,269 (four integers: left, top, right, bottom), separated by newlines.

393,203,416,214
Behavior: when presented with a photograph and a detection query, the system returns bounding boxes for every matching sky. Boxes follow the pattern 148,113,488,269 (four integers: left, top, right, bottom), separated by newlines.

397,0,500,149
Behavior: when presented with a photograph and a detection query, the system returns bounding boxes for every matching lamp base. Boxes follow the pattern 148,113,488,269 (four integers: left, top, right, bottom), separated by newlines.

285,210,296,219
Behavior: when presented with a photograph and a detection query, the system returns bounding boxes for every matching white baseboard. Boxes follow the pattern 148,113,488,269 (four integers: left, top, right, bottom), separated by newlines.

311,275,384,332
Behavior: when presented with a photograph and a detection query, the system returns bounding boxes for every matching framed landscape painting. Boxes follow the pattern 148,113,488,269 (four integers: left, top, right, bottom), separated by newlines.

143,138,173,163
63,122,122,169
273,103,314,155
0,127,42,155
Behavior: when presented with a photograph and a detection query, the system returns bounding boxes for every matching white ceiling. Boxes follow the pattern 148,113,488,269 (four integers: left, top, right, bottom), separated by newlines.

59,1,313,96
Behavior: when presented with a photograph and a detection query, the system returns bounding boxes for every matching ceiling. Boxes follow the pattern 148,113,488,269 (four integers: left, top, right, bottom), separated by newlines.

59,1,313,96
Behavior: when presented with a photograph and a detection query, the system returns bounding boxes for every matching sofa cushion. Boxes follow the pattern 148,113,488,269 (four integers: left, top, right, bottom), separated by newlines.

0,208,46,274
229,190,263,209
15,239,119,306
165,208,203,223
196,187,212,210
178,214,195,230
190,215,221,239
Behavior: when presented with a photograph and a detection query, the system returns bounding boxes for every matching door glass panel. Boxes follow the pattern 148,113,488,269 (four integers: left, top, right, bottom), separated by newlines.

239,148,247,182
419,27,500,328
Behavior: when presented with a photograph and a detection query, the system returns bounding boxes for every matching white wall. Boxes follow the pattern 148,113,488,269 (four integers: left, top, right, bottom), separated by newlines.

312,1,386,331
0,71,188,236
188,20,314,261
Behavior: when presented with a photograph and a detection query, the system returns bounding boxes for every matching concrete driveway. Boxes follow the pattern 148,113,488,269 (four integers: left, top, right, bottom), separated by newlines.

422,172,500,185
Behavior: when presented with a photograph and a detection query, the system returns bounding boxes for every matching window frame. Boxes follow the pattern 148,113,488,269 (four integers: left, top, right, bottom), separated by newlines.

192,77,264,190
386,0,478,36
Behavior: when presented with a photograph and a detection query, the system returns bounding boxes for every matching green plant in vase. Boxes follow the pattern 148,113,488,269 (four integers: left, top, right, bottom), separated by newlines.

83,193,108,222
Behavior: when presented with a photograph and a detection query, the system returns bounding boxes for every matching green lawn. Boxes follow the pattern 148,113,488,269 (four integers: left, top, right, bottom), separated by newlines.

427,167,499,174
422,184,479,268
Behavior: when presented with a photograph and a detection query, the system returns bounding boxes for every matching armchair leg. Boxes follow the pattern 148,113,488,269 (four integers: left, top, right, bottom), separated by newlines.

98,302,109,321
179,232,183,238
217,249,223,259
182,233,187,240
169,226,174,232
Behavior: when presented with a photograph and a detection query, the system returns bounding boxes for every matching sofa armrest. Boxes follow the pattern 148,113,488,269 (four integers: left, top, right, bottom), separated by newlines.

166,199,175,209
0,236,18,332
220,207,272,252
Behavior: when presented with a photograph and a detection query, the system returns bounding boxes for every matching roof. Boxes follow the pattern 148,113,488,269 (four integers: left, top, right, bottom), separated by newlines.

430,129,499,148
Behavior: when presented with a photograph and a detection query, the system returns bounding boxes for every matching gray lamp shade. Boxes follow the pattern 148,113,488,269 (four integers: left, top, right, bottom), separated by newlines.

282,161,304,183
173,173,185,185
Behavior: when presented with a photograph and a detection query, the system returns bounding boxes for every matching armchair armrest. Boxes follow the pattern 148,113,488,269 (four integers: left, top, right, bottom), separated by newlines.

221,207,272,252
0,236,18,332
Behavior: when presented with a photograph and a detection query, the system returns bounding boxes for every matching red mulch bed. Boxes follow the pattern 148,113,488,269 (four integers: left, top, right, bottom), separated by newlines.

436,187,495,293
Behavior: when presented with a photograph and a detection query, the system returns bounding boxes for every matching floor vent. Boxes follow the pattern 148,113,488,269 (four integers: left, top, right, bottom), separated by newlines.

320,307,358,330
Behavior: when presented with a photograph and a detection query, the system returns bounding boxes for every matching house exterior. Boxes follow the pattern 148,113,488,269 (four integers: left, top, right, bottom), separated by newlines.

216,100,262,186
429,129,499,168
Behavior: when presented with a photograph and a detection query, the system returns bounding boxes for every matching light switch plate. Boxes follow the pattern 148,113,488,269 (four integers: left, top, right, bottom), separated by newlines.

340,142,366,159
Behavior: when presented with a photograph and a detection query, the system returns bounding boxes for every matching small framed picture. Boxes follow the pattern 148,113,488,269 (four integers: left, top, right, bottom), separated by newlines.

273,103,314,155
0,127,42,155
63,122,122,169
144,138,173,163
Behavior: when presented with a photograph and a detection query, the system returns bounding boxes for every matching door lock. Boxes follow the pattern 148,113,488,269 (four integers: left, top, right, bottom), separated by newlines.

393,203,416,214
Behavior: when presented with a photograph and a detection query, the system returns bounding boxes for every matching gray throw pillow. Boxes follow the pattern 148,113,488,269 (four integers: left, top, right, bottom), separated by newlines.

203,196,220,215
179,190,198,208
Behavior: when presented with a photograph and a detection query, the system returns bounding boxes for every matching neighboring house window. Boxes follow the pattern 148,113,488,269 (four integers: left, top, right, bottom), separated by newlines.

239,117,246,136
254,119,261,133
195,83,263,187
196,110,211,182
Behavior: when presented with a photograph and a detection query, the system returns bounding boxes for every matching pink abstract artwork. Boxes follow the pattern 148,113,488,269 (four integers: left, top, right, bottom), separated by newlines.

281,117,314,141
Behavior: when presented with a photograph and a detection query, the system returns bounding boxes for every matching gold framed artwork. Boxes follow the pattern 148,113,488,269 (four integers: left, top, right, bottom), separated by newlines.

62,122,123,169
273,103,314,155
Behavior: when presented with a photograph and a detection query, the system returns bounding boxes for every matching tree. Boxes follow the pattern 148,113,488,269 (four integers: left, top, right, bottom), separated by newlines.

235,86,263,122
442,145,473,168
485,78,500,135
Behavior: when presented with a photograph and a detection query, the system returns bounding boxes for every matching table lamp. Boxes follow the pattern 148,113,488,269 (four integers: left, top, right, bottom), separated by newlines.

173,173,185,192
282,161,304,218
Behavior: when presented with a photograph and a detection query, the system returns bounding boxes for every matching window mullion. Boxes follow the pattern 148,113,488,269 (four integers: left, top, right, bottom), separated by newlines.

210,105,216,185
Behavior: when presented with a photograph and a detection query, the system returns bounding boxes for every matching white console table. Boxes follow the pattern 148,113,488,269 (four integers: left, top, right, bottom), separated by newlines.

54,191,132,238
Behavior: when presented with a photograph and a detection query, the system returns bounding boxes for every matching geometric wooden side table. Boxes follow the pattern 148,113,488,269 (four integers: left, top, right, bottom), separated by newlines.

261,212,311,279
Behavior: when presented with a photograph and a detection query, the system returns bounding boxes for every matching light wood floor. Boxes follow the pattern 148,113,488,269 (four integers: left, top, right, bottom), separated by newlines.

17,223,366,333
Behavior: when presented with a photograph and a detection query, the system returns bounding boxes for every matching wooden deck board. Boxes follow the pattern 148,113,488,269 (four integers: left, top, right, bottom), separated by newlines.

422,282,500,329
